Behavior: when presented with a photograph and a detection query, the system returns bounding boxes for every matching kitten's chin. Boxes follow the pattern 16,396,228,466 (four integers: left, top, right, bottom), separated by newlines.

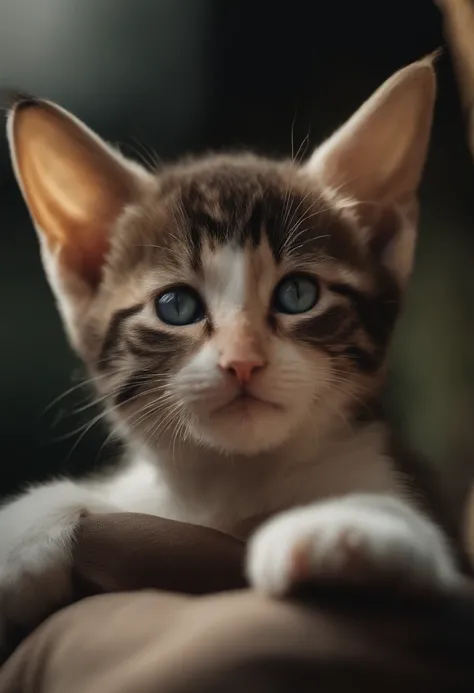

187,397,296,455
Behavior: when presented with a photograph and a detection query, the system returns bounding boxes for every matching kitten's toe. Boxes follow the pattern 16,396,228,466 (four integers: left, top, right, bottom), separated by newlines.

246,499,460,596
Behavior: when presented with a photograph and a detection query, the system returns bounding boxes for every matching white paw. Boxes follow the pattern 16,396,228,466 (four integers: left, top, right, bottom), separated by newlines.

0,479,114,647
246,495,460,596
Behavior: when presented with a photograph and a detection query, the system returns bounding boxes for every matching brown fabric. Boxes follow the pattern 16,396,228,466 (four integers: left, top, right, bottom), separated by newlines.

1,512,474,691
72,512,246,598
0,513,247,657
2,584,474,692
436,0,474,155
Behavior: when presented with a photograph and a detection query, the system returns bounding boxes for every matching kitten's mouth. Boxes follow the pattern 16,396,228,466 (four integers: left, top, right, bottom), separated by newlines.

216,391,282,416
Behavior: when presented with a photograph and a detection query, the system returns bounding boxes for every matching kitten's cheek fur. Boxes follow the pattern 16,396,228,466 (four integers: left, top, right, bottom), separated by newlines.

0,480,116,643
246,495,460,595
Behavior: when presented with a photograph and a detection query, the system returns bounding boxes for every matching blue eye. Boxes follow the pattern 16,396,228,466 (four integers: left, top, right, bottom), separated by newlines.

155,286,205,326
273,275,319,314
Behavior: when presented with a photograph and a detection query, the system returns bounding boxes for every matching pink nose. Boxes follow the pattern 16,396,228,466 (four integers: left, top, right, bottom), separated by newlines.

222,358,265,384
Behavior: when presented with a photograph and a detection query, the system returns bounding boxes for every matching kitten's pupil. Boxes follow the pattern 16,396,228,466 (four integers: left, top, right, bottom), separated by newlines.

294,281,300,301
175,293,183,316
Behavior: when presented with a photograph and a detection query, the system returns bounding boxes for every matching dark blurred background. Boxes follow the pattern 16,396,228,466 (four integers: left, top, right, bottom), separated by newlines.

0,0,473,505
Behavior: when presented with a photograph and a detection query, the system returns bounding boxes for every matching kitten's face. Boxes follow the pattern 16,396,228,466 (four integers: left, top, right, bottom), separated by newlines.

7,59,435,457
89,159,399,455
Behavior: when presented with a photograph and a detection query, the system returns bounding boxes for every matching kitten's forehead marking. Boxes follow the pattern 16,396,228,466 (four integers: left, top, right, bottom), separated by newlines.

203,244,247,315
250,238,279,308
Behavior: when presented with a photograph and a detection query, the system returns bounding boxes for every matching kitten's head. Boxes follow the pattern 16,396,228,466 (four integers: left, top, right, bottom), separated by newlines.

6,59,435,456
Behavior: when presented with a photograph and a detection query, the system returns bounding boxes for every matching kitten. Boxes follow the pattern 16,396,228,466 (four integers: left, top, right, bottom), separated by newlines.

0,57,466,639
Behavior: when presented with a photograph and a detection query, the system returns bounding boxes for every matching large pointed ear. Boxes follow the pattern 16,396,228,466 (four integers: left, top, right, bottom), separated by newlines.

6,97,151,348
305,57,437,284
306,57,436,205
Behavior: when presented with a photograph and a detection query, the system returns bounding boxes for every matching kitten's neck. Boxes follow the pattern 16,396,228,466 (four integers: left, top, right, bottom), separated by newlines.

124,413,394,536
142,411,344,481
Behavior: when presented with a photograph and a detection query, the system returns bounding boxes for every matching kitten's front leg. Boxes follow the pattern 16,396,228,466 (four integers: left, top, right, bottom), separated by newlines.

246,494,460,595
0,479,117,647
